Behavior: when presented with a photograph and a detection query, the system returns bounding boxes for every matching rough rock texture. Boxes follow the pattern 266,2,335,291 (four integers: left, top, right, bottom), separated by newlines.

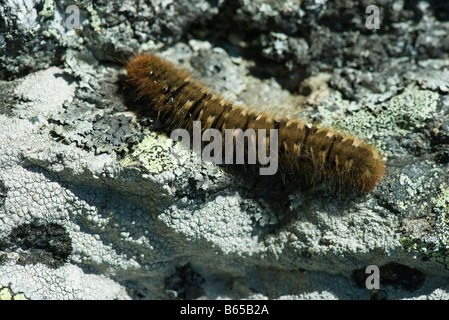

1,0,449,300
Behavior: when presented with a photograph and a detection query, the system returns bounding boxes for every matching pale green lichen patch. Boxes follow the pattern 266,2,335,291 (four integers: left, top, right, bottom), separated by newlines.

38,0,54,18
86,3,102,32
401,184,449,269
433,184,449,214
13,293,27,300
0,287,28,300
121,132,191,174
0,287,11,300
322,85,439,147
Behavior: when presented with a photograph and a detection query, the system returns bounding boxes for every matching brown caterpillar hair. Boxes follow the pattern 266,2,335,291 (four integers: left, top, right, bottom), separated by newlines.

125,53,385,192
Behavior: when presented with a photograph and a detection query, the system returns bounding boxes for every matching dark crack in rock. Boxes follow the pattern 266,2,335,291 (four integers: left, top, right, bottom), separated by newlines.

165,263,205,299
0,222,72,269
353,262,426,293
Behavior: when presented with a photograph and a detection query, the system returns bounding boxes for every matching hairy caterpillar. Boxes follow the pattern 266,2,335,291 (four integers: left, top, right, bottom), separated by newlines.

125,53,385,192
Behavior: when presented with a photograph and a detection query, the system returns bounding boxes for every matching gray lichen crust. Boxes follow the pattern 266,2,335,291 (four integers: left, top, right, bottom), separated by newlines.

1,0,449,300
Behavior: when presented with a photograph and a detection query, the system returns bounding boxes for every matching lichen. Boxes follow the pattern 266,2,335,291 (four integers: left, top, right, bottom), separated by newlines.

433,185,449,213
86,3,102,32
322,85,440,150
0,287,28,300
0,287,11,300
121,132,191,174
411,69,449,93
38,0,54,19
401,184,449,269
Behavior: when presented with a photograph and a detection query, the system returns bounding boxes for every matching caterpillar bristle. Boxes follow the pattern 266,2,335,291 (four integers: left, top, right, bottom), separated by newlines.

126,53,385,192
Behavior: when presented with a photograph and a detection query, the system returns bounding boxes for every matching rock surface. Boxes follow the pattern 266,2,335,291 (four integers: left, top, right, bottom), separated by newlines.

1,0,449,299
